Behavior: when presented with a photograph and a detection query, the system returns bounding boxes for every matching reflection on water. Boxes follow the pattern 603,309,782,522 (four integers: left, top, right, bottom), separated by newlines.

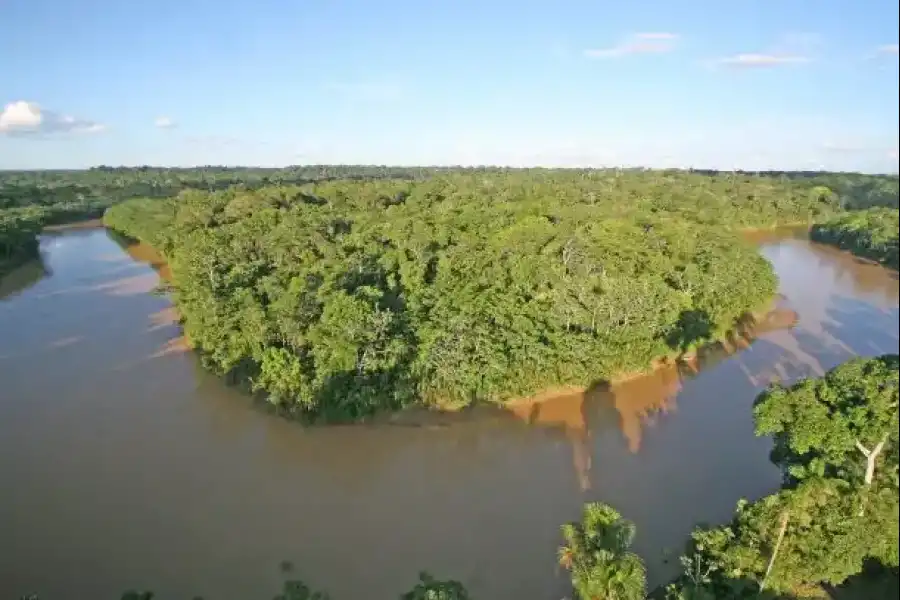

503,307,800,491
148,307,179,332
149,335,190,360
0,257,49,301
507,390,593,490
0,229,897,600
740,225,810,246
108,231,173,282
32,272,159,299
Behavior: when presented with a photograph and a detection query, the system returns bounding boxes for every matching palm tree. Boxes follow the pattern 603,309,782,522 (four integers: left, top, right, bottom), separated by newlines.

399,571,470,600
559,502,647,600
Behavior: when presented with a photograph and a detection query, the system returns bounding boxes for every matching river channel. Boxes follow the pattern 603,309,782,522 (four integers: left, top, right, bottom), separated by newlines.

1,226,898,600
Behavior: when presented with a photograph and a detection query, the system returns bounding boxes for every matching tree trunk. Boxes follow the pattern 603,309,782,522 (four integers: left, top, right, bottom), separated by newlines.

856,434,888,516
865,452,878,485
856,434,888,486
760,511,790,592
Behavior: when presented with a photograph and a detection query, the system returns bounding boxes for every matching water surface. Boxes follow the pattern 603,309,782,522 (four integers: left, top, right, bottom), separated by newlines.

1,228,897,600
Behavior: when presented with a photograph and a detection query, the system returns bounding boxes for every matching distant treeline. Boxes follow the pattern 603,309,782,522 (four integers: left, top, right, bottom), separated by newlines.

0,165,426,224
0,165,424,278
3,166,897,217
4,165,897,310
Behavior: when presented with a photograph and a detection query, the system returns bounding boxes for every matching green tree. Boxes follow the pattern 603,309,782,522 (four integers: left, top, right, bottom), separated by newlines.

399,572,471,600
273,579,331,600
559,502,647,600
811,208,899,270
754,355,899,486
103,170,793,422
685,477,886,594
663,356,899,598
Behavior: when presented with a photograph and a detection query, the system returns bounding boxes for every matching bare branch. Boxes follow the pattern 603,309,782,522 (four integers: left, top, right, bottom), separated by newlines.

855,440,872,458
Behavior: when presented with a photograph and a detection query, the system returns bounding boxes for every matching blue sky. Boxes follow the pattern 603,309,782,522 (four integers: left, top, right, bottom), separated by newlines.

1,0,898,171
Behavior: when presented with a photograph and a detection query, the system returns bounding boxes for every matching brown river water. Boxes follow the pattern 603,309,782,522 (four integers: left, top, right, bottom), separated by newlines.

1,227,898,600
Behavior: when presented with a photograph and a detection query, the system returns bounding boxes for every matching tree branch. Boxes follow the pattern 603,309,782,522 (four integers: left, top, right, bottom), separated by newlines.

855,440,872,458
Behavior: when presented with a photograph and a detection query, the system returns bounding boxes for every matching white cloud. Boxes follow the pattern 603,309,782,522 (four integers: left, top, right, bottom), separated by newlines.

0,101,105,136
710,33,819,69
584,32,679,59
878,43,899,55
714,53,809,68
154,116,176,129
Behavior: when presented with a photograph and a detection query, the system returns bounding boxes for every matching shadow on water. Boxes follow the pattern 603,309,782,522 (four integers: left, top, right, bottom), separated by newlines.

0,256,50,301
104,226,900,554
474,305,802,497
804,241,899,303
364,234,899,507
821,298,900,358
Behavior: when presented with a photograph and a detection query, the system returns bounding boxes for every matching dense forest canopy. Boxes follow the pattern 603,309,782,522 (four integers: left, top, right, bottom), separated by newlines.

104,168,863,421
810,208,899,270
5,166,899,413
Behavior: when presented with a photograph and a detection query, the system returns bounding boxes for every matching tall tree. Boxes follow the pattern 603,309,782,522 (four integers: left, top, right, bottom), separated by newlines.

559,502,647,600
399,572,470,600
754,354,899,486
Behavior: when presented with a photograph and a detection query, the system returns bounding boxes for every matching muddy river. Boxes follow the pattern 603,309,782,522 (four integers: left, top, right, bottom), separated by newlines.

1,227,897,599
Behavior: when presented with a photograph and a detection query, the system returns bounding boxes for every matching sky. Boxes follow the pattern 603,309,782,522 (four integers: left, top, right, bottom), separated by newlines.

1,0,898,171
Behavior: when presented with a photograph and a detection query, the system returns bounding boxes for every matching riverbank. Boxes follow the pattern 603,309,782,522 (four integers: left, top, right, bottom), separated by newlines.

95,171,895,425
103,183,785,422
430,303,797,415
810,208,899,270
42,218,105,232
104,228,796,429
113,207,800,401
1,209,42,280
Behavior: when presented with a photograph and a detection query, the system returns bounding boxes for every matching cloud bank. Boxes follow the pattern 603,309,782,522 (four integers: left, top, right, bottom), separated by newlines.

0,101,105,136
584,32,679,59
715,53,809,68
